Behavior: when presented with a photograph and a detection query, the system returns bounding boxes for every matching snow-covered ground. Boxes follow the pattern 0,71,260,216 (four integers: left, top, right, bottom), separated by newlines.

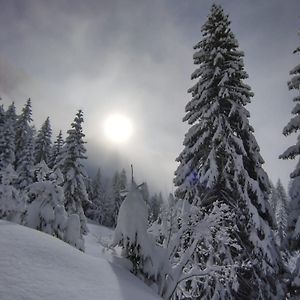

0,220,161,300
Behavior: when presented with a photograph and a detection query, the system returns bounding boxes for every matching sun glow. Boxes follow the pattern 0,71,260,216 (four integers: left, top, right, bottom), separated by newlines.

103,113,133,144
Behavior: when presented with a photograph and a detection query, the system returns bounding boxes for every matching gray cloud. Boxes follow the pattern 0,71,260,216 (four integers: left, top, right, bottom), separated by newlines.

0,0,299,193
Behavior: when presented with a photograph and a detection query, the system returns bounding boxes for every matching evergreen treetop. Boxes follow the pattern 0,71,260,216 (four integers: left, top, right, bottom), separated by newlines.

34,117,52,165
50,130,64,169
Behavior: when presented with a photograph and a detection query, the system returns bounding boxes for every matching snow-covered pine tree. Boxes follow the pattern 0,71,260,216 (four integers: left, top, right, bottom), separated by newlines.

24,162,66,239
112,170,127,227
59,110,88,234
0,103,6,170
101,183,115,227
34,117,52,165
24,161,84,251
0,103,17,169
111,177,159,279
0,164,24,223
86,168,106,224
148,193,181,248
82,174,93,214
148,193,163,224
49,130,64,169
269,181,278,217
6,102,17,128
275,180,288,249
279,30,300,251
288,171,300,251
15,99,35,189
119,168,128,190
111,171,121,227
279,29,300,296
286,170,300,297
140,181,150,204
174,4,282,299
32,160,52,182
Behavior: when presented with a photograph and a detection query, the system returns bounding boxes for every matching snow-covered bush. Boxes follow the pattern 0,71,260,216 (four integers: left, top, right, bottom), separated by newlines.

24,181,67,240
24,162,84,251
64,214,84,251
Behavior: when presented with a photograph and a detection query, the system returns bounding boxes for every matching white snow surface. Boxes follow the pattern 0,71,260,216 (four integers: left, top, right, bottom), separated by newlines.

0,220,161,300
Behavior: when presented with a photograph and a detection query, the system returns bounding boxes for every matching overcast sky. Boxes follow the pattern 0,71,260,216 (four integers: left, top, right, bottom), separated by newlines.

0,0,299,194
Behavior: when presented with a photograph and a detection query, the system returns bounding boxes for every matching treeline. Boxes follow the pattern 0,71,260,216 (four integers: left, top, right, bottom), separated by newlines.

0,99,165,250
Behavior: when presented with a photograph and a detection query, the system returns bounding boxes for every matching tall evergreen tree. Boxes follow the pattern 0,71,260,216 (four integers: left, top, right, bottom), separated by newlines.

275,180,288,249
111,171,122,227
50,130,64,169
0,164,24,223
119,168,128,190
34,117,52,165
0,102,7,170
102,182,115,227
59,110,89,234
288,172,300,251
15,99,35,188
279,29,300,296
1,103,17,169
140,181,150,204
86,168,106,224
148,193,163,224
279,30,300,251
269,182,278,220
174,5,282,298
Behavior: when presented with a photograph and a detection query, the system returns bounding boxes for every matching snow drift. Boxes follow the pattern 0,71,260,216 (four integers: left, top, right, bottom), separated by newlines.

0,220,160,300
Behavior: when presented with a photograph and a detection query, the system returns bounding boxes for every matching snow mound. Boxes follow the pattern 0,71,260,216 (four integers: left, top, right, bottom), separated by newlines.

0,220,161,300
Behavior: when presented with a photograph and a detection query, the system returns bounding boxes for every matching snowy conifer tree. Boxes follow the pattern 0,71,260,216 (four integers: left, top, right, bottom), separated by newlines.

64,213,84,251
111,178,159,279
0,103,17,169
0,103,6,169
288,171,300,251
24,162,67,240
112,170,127,227
174,4,282,298
86,168,106,224
59,110,88,234
34,117,52,165
119,168,128,190
148,193,181,247
269,182,278,220
24,161,84,250
275,180,288,249
100,187,114,227
15,99,35,188
0,164,24,223
280,30,300,249
49,130,64,169
140,181,150,204
279,29,300,296
148,193,163,224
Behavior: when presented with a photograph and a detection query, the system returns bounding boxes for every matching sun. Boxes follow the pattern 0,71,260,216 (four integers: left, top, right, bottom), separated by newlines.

103,113,133,144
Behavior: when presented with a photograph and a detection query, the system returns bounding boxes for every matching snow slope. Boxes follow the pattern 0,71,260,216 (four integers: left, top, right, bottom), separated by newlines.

0,220,161,300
